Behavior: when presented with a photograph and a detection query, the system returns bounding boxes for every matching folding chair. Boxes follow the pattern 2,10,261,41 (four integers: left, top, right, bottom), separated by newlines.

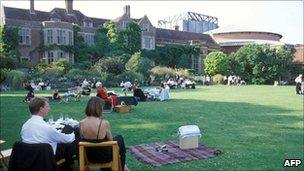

79,141,121,171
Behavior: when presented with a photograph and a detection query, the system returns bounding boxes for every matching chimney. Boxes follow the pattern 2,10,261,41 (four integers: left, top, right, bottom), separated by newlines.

123,5,130,18
65,0,73,14
30,0,35,14
174,25,179,31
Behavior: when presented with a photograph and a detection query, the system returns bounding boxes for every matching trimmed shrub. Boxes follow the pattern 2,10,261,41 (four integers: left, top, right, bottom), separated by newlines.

92,56,125,75
0,55,17,69
125,52,154,76
150,66,175,80
52,59,72,74
212,74,224,84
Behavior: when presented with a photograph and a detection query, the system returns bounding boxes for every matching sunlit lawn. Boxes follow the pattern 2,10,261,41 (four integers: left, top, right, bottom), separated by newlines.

0,85,303,170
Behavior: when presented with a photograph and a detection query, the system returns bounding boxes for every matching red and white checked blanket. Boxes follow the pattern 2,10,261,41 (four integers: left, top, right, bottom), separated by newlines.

128,140,221,167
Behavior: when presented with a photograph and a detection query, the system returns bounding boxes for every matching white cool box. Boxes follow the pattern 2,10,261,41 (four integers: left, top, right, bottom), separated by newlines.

178,125,202,150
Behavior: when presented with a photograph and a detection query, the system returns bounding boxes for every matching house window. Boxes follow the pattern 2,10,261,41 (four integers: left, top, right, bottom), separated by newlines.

62,30,66,45
57,51,64,58
21,56,30,62
50,18,61,22
192,55,199,73
84,33,95,46
83,21,93,27
47,51,54,64
19,28,30,45
47,30,53,44
142,23,149,31
122,21,128,29
57,30,67,45
68,31,73,45
143,36,153,49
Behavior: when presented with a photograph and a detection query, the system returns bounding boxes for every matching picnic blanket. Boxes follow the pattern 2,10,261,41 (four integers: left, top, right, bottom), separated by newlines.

128,140,221,167
117,96,138,106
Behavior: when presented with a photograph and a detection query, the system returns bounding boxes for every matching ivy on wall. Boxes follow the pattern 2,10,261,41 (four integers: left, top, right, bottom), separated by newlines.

142,44,200,69
0,26,21,69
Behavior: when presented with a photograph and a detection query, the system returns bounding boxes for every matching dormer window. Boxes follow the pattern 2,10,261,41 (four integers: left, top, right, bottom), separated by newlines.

142,23,149,31
50,18,61,22
83,21,93,27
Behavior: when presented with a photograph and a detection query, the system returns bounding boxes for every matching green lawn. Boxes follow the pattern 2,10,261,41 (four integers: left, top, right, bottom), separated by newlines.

0,85,303,170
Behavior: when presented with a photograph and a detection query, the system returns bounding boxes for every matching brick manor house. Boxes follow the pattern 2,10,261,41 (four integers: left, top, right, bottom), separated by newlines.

0,0,219,74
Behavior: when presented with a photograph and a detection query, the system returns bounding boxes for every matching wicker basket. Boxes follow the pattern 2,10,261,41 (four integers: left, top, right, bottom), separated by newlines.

114,105,131,113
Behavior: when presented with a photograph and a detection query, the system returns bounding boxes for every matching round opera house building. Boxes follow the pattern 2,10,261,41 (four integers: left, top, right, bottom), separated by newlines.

207,25,285,54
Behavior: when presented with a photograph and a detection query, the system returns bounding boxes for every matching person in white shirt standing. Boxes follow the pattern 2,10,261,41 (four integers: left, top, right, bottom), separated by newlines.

21,97,75,168
295,74,303,95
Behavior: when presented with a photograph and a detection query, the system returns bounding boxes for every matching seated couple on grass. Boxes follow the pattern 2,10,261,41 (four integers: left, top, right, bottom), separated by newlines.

19,96,129,170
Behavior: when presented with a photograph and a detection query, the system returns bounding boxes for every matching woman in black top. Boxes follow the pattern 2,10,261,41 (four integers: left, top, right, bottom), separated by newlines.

79,97,129,171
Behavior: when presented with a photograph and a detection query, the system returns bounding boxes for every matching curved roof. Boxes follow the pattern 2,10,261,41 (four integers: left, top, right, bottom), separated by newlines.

206,25,282,38
218,39,285,47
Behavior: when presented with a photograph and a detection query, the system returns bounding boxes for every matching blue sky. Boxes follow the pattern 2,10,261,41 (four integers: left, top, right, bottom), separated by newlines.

1,0,303,44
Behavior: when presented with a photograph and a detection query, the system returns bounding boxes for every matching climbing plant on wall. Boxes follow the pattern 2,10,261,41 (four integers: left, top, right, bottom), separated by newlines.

0,25,20,68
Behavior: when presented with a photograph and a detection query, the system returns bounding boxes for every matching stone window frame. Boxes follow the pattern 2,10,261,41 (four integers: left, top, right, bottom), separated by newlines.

84,33,95,46
46,29,53,44
122,21,128,29
45,50,68,64
50,18,61,22
46,51,54,64
142,23,149,31
56,29,67,45
83,21,93,28
142,36,154,50
192,55,199,73
19,27,31,45
21,56,30,62
68,31,73,45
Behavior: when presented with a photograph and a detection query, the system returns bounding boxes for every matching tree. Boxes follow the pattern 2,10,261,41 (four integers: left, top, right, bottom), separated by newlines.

232,44,265,83
125,52,154,76
92,56,125,75
274,45,295,81
103,21,122,51
204,51,229,76
231,44,295,84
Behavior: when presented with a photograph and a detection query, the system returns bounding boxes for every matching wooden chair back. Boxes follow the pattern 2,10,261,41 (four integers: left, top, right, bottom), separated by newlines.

79,141,121,171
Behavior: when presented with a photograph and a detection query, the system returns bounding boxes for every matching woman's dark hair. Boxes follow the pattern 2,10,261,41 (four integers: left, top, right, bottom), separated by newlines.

85,97,105,117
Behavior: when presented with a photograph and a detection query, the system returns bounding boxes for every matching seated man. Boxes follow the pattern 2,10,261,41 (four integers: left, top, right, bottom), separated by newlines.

21,97,75,169
24,91,35,102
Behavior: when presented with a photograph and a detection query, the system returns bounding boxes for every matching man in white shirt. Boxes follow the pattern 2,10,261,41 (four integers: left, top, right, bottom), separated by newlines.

21,97,75,164
295,74,303,94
